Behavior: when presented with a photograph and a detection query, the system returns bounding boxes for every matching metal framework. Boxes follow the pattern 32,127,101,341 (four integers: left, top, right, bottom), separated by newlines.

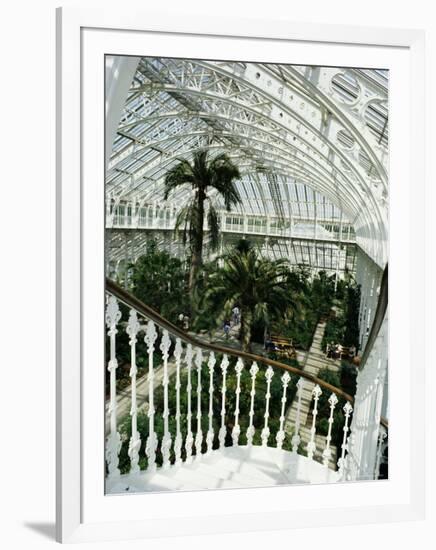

106,57,388,270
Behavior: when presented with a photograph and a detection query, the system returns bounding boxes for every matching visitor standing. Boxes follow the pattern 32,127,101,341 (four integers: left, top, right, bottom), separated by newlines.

223,319,231,339
232,305,240,326
178,313,184,329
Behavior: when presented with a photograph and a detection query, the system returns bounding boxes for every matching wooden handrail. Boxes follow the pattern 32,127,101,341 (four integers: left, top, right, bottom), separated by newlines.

106,277,389,430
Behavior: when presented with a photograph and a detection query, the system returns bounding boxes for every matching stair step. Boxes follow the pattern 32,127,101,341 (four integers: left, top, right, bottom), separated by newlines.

164,460,245,490
108,445,342,494
192,460,281,487
203,448,288,484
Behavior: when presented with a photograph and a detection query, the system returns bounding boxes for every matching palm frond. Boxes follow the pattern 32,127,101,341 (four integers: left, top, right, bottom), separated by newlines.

163,160,195,200
174,203,194,246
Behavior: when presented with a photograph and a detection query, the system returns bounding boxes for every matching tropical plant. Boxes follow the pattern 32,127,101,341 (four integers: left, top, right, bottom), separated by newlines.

163,150,241,307
321,280,361,351
129,240,189,323
202,245,296,352
343,284,361,348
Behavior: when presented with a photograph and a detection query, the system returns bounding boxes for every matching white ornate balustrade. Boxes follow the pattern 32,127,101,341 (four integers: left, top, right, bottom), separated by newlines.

106,203,356,244
105,280,387,494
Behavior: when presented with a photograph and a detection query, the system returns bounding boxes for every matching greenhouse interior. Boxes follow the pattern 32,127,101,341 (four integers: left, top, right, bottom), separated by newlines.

104,56,389,494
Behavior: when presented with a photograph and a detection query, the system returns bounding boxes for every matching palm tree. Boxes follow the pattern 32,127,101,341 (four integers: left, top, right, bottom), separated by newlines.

203,245,296,352
163,150,241,306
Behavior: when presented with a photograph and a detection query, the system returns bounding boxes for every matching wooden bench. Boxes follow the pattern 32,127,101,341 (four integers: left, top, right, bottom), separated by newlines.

268,335,297,359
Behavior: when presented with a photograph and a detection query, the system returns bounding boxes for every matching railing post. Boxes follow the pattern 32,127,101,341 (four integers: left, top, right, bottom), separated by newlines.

206,352,216,455
232,358,244,446
292,377,304,453
160,329,172,469
276,372,291,450
105,296,122,481
322,393,338,467
218,355,229,449
246,362,259,446
144,320,158,472
307,384,322,460
173,338,183,464
338,401,353,478
374,426,387,479
126,309,141,475
185,344,194,463
261,367,274,447
195,348,203,459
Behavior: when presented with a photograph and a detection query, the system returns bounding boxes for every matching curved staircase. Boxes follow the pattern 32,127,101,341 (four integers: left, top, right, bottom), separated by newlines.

104,278,388,495
107,445,340,494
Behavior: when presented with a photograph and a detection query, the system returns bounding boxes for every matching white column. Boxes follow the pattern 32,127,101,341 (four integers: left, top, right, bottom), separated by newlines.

346,312,388,480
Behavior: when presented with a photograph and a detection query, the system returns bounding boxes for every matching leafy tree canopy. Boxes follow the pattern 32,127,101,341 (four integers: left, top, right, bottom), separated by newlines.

129,240,189,322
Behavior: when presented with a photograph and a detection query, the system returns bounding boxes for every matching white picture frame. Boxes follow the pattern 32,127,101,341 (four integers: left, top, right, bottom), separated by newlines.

56,6,426,543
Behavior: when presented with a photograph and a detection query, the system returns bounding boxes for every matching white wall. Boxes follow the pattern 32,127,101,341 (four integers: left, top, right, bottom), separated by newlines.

0,1,434,549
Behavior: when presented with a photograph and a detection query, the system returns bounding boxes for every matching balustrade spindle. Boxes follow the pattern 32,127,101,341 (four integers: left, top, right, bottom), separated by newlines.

218,355,229,449
292,377,304,453
276,372,291,450
126,309,141,475
195,348,203,459
232,359,244,446
105,296,122,480
246,362,259,446
160,329,172,469
185,344,194,463
173,338,183,464
144,320,158,472
206,352,216,455
374,426,387,480
337,401,353,477
307,385,322,460
261,367,274,447
322,393,338,467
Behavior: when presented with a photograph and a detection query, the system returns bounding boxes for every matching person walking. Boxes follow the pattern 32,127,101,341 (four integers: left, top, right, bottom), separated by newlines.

232,305,240,326
223,319,231,339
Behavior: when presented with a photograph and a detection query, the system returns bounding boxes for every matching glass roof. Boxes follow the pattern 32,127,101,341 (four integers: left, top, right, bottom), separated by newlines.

106,57,388,268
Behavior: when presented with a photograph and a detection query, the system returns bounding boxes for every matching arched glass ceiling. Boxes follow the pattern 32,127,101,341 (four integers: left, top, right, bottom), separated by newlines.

106,57,388,267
